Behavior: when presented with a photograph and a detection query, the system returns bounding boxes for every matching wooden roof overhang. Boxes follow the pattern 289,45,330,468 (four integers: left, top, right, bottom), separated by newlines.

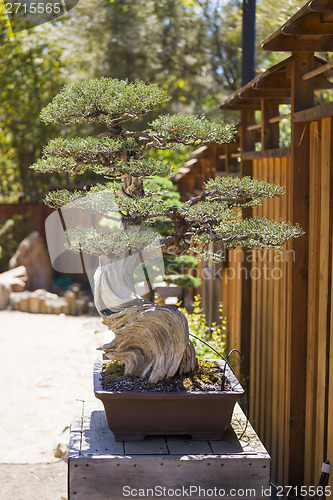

262,0,333,52
220,55,333,111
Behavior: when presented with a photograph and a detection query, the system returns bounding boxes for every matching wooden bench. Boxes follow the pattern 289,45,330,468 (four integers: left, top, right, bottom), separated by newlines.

68,400,270,500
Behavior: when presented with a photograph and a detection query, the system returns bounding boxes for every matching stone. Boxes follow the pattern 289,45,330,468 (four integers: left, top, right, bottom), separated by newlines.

0,266,28,310
9,231,53,291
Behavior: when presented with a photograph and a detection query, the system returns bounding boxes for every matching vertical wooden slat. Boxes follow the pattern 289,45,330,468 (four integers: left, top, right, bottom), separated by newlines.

250,160,259,424
286,52,314,487
315,117,333,479
277,158,285,484
328,215,333,489
235,247,242,352
231,248,238,351
256,160,264,434
304,120,322,486
328,122,333,490
260,158,269,440
271,157,280,481
240,109,256,375
278,157,289,486
264,158,274,452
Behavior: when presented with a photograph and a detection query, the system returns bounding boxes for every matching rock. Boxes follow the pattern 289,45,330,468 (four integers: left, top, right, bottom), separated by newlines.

0,266,28,310
9,231,53,291
0,286,10,310
54,427,69,462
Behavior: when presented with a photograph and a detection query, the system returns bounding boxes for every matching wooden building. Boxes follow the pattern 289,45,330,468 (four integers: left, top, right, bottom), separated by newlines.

174,0,333,489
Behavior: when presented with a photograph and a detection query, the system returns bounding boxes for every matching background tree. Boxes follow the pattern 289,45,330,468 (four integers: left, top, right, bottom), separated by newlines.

0,0,308,199
0,7,67,199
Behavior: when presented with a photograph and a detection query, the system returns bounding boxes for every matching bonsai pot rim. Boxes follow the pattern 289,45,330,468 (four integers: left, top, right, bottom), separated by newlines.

94,359,244,441
93,359,244,397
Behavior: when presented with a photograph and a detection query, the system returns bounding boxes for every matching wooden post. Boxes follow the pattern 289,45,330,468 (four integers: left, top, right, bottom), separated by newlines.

286,52,314,487
261,98,280,150
240,109,256,377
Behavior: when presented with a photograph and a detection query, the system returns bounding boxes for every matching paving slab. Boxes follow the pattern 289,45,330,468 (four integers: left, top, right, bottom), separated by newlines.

0,311,107,499
0,462,67,500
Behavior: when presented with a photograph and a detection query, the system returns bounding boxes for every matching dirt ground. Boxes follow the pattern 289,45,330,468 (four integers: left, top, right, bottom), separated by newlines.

0,311,107,500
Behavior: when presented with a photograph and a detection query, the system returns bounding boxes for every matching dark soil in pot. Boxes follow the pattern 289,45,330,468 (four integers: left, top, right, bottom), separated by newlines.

100,359,233,393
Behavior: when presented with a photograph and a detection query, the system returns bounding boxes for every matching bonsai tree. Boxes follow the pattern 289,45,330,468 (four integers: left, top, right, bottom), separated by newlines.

31,78,302,383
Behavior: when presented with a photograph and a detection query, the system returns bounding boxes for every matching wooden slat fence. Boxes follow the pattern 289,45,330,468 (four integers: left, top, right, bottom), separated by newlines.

220,119,333,488
305,117,333,487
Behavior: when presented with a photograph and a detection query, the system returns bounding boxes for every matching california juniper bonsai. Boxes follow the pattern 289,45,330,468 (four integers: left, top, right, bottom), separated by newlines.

32,78,303,382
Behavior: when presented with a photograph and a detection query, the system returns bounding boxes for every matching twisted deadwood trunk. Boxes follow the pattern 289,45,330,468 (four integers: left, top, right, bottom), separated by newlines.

93,173,197,382
94,254,197,383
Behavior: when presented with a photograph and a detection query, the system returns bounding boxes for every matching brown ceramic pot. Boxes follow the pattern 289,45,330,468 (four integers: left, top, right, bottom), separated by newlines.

94,360,244,441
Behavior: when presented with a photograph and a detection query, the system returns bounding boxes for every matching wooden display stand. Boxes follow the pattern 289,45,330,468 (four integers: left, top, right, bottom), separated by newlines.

68,400,270,499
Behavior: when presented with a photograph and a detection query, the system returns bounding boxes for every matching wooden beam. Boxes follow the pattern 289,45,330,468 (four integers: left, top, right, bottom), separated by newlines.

269,113,291,124
242,148,290,160
220,104,258,111
261,98,280,150
313,75,333,89
247,123,261,132
228,97,262,106
282,13,333,36
262,36,333,52
302,60,333,80
321,12,333,22
309,0,333,12
262,1,333,53
239,87,291,98
220,57,295,109
286,51,314,487
293,101,333,123
254,73,291,90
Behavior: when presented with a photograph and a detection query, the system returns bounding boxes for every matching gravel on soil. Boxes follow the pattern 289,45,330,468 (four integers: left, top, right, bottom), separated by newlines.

101,360,232,392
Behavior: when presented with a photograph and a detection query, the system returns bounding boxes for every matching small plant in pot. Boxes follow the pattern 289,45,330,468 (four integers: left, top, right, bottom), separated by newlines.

32,78,303,441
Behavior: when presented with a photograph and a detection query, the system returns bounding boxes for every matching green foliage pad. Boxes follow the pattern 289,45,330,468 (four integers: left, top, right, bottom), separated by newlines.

32,77,303,261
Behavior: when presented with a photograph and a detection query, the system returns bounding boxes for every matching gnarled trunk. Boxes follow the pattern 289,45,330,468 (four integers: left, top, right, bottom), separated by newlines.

94,254,197,382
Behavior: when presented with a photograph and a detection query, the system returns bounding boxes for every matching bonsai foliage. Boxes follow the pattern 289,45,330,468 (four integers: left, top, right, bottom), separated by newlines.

32,78,302,260
32,78,303,382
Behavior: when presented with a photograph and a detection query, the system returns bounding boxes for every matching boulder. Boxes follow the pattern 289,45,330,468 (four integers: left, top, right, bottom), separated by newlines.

0,266,27,309
9,231,53,291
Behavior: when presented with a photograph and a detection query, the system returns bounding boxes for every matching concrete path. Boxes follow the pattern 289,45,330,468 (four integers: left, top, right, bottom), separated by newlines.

0,311,107,499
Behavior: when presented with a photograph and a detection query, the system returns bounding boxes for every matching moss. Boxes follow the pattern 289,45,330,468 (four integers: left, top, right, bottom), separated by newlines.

198,359,216,370
180,360,222,390
182,377,194,391
103,360,125,381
